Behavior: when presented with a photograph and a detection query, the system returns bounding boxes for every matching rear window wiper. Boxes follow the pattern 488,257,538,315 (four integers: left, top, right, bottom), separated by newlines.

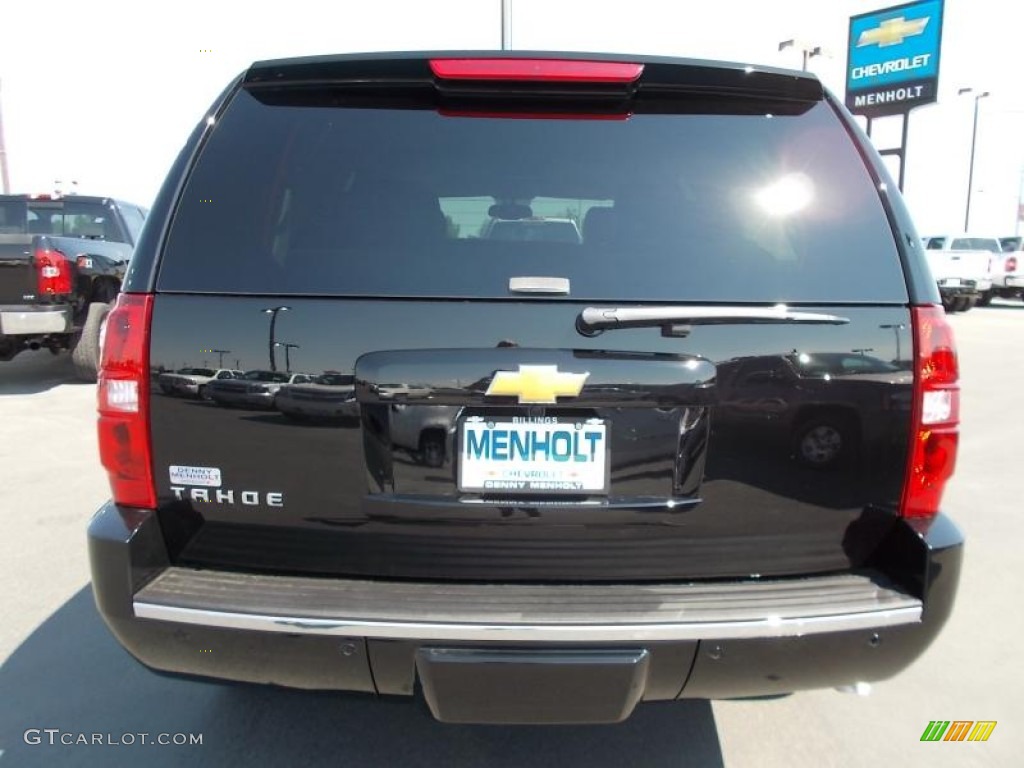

576,305,850,337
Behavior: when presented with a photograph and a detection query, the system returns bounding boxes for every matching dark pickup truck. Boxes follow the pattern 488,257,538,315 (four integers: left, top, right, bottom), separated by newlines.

89,52,962,725
0,194,146,379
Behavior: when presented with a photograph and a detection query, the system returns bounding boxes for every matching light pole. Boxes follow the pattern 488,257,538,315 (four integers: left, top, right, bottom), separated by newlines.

260,306,290,371
211,349,231,368
501,0,512,51
274,342,300,373
778,39,826,71
958,88,990,232
1017,166,1024,236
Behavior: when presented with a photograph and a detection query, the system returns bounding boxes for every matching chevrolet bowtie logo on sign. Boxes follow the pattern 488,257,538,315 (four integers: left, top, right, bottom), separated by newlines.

485,365,589,404
920,720,997,742
857,16,929,47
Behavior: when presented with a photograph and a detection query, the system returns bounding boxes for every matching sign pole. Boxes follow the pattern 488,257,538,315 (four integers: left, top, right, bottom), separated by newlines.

845,0,944,195
899,111,910,191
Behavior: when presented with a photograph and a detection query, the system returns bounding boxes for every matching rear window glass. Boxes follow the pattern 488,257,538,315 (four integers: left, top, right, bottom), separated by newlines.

951,238,1000,252
1001,237,1021,252
119,204,146,243
159,88,906,302
1,200,133,242
27,201,129,242
0,202,27,234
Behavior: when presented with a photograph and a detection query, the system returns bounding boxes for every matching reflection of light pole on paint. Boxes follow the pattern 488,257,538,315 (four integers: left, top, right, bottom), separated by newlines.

274,342,300,373
880,323,907,363
200,348,231,368
260,306,290,371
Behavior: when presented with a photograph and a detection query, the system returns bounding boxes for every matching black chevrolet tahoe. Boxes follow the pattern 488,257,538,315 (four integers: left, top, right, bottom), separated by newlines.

88,52,962,725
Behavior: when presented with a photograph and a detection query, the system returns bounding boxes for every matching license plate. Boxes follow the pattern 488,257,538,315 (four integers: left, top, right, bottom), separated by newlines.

942,278,961,287
458,416,608,495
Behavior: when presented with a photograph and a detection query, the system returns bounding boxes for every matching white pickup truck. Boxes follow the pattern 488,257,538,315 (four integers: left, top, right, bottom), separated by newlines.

921,235,998,312
982,236,1024,304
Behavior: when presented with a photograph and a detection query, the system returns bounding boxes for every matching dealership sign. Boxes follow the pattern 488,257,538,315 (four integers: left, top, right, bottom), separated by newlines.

846,0,944,117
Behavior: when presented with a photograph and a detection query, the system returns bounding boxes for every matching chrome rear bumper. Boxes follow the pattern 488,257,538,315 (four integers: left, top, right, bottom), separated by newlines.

133,567,921,642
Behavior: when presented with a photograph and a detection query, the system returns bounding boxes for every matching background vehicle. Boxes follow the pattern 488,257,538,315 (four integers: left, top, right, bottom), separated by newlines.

921,235,998,312
0,194,146,378
274,372,358,422
920,235,994,310
89,53,962,725
206,370,314,409
984,236,1024,303
158,367,244,399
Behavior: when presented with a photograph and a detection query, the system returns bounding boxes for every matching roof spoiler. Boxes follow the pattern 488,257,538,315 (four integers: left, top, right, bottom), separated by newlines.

243,51,823,104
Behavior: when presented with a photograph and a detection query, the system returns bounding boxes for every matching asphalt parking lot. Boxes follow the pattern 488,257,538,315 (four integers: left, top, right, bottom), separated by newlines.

1,303,1021,767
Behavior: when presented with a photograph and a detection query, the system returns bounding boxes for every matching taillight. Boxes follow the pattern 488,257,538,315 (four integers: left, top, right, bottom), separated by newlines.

34,248,72,295
97,294,155,508
1007,256,1018,273
901,306,959,518
429,58,644,83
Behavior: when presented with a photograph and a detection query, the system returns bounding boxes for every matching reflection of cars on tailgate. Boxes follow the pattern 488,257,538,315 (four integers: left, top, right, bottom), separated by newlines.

274,373,358,421
207,370,313,409
158,367,243,398
389,404,460,467
717,352,911,468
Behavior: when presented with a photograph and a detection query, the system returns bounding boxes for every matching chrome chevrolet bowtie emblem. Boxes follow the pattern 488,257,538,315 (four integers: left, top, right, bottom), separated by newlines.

857,16,929,47
485,365,589,404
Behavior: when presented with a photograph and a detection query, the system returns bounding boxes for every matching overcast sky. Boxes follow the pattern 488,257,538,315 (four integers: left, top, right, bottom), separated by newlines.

1,0,1020,233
